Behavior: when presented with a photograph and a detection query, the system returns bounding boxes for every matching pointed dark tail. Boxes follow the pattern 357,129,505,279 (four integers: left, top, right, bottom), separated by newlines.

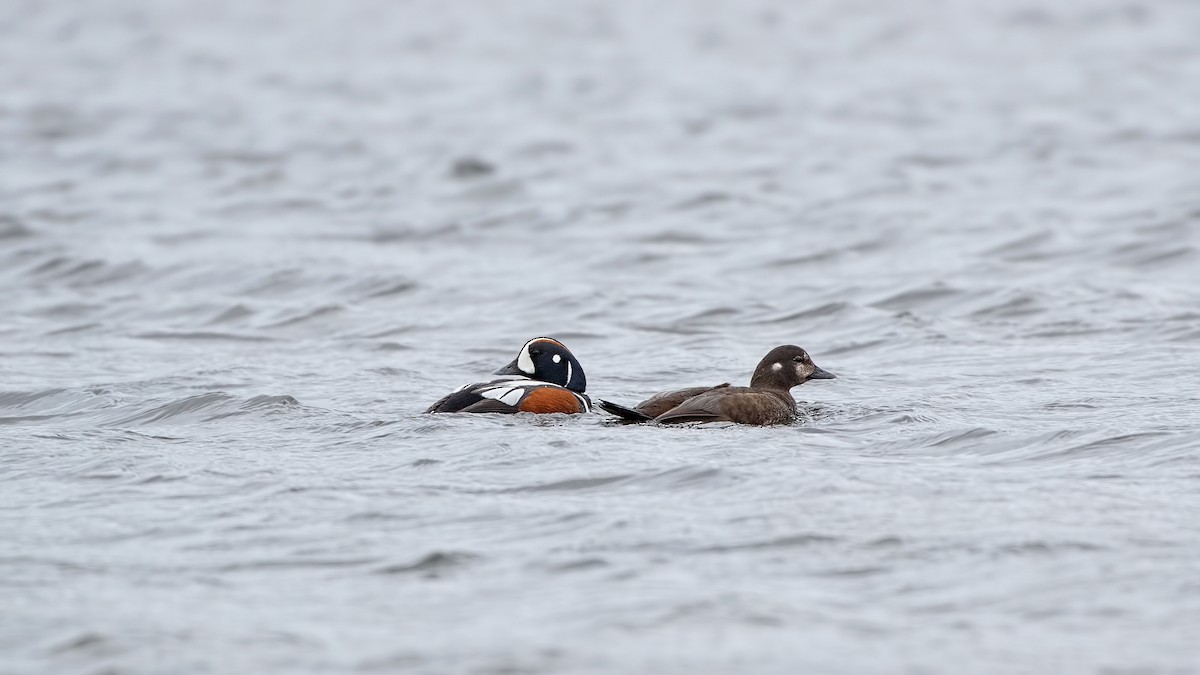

597,399,655,423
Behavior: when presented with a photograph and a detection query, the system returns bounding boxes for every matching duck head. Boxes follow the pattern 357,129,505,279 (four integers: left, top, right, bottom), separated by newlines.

494,337,587,393
749,344,836,390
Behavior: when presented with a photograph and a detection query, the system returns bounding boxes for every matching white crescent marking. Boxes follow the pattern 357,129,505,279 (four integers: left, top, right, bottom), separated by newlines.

575,393,591,412
517,343,535,375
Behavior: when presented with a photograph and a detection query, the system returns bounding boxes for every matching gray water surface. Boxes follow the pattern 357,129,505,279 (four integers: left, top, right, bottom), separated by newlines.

3,0,1200,673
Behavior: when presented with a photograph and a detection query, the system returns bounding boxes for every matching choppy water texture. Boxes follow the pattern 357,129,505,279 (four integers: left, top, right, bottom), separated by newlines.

3,0,1200,672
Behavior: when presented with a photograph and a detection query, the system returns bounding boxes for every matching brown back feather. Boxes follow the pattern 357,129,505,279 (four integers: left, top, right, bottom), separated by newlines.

634,384,730,418
656,388,796,425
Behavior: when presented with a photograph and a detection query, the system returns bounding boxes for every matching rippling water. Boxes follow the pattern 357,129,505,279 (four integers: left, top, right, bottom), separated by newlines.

4,0,1200,672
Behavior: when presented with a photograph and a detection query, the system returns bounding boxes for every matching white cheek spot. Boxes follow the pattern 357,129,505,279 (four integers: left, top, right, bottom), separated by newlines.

552,354,561,363
517,344,535,374
771,362,782,372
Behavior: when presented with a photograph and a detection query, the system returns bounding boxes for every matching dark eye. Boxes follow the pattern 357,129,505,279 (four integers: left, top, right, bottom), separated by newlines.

792,355,803,362
531,349,542,356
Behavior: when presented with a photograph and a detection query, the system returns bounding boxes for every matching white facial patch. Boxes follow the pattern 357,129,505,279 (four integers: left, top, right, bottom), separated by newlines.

552,354,561,363
771,362,783,372
517,343,535,374
565,362,573,385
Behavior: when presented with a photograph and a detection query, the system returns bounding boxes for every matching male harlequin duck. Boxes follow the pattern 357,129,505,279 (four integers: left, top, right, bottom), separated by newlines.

424,337,591,414
598,345,834,425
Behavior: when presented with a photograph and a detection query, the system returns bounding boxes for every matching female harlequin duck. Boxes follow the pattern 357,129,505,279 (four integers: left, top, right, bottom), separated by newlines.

598,345,834,425
425,337,591,414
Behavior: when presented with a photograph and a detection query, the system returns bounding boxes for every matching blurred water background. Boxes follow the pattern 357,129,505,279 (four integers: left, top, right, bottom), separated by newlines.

3,0,1200,672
